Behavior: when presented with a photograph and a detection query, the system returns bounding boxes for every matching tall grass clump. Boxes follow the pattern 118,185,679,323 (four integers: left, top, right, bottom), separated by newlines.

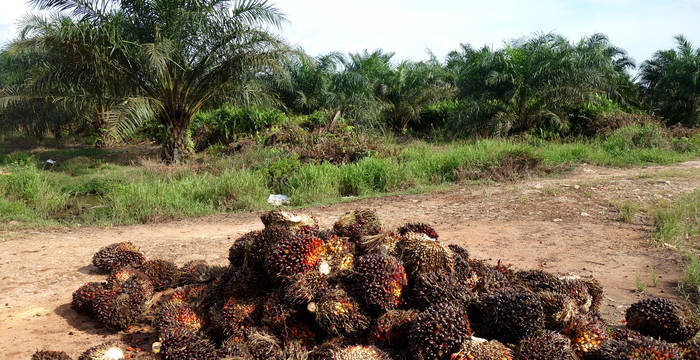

652,190,700,246
0,164,69,216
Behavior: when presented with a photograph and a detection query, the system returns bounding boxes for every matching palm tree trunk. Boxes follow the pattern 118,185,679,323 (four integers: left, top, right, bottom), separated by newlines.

160,113,193,163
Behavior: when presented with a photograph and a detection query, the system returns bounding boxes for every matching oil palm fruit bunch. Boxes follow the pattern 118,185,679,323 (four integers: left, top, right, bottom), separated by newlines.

353,254,407,312
261,209,318,230
71,282,105,315
283,271,329,307
398,222,439,240
677,341,700,360
31,351,73,360
154,300,204,333
245,327,284,360
626,297,700,342
93,272,153,330
219,336,252,360
594,336,682,360
356,232,400,256
410,271,472,310
409,302,472,360
167,284,208,310
92,242,146,273
77,342,125,360
138,259,181,291
562,315,607,357
313,288,370,337
369,309,418,349
516,270,596,314
459,258,511,292
228,230,262,267
179,260,214,285
396,232,454,276
333,209,382,240
536,291,579,331
319,234,355,277
218,296,260,339
326,345,393,360
478,289,545,344
450,338,513,360
157,327,218,360
105,267,140,288
516,330,577,360
266,231,324,281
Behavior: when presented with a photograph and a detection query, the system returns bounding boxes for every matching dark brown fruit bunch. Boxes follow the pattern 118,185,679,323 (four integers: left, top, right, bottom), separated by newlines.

261,209,318,230
450,339,513,360
92,242,146,273
478,289,545,344
333,209,382,240
31,351,73,360
71,282,104,315
536,291,579,331
154,300,204,333
409,302,472,360
562,315,607,357
626,297,700,342
677,341,700,360
105,267,140,289
313,288,370,337
353,254,407,312
179,260,213,285
259,291,297,333
229,230,262,267
138,259,181,291
92,273,153,330
78,342,124,360
158,327,218,360
459,258,511,292
283,272,328,306
265,231,324,281
410,271,472,310
594,336,682,360
397,222,439,240
219,336,252,360
356,233,400,256
245,327,283,360
396,232,454,276
326,345,393,360
369,309,418,349
218,297,260,339
517,330,577,360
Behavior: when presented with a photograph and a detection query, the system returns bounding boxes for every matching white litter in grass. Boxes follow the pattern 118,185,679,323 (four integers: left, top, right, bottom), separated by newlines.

267,194,290,206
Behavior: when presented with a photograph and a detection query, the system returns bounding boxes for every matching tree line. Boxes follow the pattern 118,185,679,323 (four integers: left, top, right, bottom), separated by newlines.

0,0,699,161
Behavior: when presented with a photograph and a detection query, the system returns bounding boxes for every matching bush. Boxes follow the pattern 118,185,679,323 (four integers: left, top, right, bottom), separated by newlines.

603,124,668,153
414,99,460,133
191,104,287,150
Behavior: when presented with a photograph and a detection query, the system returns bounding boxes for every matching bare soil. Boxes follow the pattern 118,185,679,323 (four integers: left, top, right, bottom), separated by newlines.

2,161,699,359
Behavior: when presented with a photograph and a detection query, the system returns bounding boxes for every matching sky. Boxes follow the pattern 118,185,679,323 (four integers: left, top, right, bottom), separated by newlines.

2,0,700,67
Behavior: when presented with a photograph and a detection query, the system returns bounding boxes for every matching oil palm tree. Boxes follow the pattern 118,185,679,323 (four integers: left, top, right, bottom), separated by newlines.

10,0,288,161
639,35,700,126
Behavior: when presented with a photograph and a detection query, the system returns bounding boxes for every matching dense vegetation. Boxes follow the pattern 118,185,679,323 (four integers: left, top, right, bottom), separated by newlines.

0,0,699,228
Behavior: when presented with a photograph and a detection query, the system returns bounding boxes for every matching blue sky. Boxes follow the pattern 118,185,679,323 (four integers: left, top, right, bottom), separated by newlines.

2,0,700,67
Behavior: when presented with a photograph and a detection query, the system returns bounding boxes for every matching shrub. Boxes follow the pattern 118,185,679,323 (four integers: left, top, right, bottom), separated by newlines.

191,104,287,150
603,124,668,153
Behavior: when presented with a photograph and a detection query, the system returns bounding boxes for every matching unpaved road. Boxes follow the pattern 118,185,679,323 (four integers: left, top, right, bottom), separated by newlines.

2,161,699,359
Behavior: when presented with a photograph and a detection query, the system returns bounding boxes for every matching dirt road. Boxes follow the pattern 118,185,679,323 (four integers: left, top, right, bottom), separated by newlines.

2,160,699,359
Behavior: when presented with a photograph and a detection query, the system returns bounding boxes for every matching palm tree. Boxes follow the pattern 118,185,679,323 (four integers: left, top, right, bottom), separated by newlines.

10,0,288,161
639,35,700,127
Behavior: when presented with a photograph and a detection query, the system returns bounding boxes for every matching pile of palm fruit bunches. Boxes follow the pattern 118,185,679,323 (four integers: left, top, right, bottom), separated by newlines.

33,209,700,360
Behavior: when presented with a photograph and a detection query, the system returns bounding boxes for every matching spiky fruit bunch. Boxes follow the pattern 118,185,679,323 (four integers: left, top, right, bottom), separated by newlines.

138,259,181,291
353,254,407,312
105,267,140,289
229,230,262,267
71,282,104,315
677,341,700,360
92,242,146,273
246,327,283,360
78,342,125,360
326,345,393,360
450,339,513,360
179,260,213,285
562,315,607,357
516,270,596,314
356,233,400,256
478,289,545,344
93,273,153,329
459,259,510,292
398,222,439,240
369,309,418,348
283,320,318,347
580,277,604,314
283,272,328,306
333,209,382,240
313,288,370,337
410,272,472,310
168,284,208,310
158,327,218,360
595,336,682,360
409,302,472,360
154,300,204,332
31,351,73,360
626,297,700,342
536,291,578,331
258,291,297,334
517,330,577,360
396,233,454,276
219,336,252,360
266,231,324,281
218,297,259,339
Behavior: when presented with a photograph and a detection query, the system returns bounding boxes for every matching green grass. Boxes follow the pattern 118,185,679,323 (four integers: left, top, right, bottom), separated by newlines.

1,129,699,230
614,200,639,223
652,190,700,246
